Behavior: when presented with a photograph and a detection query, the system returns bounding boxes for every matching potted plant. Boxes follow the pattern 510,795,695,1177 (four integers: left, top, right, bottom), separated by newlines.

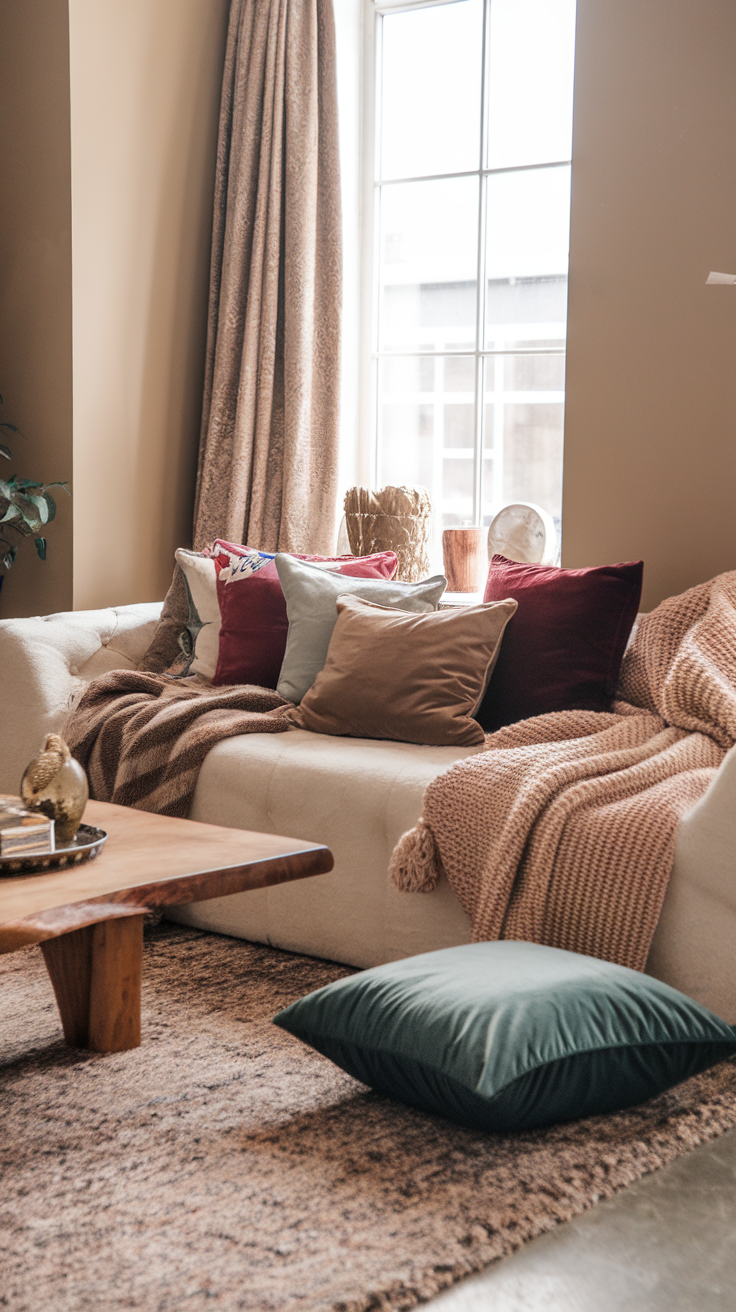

0,396,69,587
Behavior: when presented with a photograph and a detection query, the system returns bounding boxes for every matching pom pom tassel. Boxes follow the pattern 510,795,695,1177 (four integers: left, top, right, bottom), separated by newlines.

388,819,444,893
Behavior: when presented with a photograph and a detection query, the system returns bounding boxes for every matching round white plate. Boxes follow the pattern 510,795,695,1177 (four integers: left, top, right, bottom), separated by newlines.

488,503,557,566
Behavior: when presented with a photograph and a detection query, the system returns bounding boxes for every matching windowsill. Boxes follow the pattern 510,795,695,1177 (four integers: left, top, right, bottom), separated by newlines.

440,590,484,608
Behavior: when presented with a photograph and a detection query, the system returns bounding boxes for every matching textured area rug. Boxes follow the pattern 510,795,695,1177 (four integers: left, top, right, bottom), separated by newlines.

3,925,736,1311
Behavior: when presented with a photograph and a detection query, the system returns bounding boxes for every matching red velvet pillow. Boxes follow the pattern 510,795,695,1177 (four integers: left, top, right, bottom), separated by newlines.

213,548,398,688
476,555,644,731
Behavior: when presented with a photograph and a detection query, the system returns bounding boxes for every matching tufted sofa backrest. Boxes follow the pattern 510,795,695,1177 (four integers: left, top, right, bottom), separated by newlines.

0,602,161,793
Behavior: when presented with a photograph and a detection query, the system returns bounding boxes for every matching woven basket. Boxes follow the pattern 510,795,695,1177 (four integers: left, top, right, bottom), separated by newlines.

343,486,432,583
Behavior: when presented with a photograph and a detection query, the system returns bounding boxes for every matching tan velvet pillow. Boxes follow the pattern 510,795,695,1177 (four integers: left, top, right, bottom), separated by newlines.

290,594,518,747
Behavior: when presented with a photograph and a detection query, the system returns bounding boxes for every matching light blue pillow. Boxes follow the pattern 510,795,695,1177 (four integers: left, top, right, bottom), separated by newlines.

275,554,446,703
274,942,736,1132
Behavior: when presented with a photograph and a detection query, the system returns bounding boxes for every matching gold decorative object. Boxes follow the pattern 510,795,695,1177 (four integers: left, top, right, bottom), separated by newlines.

343,485,432,583
20,734,89,846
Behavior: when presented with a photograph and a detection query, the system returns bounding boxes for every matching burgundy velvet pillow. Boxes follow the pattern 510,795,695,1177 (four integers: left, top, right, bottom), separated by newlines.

476,555,644,732
213,549,398,688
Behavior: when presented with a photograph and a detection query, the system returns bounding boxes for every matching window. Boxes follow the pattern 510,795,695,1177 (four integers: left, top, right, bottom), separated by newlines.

368,0,576,567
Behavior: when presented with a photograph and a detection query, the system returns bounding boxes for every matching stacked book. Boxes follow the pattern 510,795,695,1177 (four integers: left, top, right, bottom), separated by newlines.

0,795,56,857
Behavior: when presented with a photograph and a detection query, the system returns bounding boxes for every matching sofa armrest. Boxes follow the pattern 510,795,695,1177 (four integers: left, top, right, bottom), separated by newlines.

670,742,736,907
0,602,162,793
646,742,736,1017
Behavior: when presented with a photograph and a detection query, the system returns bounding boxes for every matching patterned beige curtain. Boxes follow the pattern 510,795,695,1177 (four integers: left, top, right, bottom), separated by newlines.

193,0,342,554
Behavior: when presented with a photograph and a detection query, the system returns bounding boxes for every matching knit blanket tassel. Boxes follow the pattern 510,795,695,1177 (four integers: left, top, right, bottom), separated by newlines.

388,819,443,892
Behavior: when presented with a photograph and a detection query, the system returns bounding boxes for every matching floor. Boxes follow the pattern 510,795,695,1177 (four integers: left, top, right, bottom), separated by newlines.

426,1123,736,1311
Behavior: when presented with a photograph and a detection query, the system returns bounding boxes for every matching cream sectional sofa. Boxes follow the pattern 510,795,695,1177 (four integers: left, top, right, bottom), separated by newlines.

1,601,735,1020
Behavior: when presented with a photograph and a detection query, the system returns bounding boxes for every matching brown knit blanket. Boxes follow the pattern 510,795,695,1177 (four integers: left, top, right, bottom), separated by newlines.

64,671,291,817
389,571,736,970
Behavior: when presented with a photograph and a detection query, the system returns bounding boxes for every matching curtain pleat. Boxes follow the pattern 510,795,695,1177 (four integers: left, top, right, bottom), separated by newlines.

193,0,342,554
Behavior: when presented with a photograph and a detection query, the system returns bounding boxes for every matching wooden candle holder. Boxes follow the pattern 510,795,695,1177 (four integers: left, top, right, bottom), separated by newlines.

442,527,487,593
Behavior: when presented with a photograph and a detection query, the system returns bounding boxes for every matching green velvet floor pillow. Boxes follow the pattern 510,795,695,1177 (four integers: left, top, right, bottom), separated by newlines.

273,942,736,1132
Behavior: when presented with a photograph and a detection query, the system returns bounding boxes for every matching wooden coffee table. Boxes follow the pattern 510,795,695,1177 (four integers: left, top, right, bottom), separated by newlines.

0,800,333,1054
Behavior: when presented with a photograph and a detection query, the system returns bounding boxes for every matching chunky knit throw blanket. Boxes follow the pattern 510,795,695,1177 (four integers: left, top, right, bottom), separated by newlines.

64,671,291,817
389,572,736,971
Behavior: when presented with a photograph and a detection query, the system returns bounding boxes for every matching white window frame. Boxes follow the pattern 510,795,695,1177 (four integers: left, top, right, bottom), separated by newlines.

359,0,571,542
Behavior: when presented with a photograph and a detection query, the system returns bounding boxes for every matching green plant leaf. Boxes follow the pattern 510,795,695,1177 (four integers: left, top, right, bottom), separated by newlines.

14,496,42,531
13,479,69,495
0,390,68,566
27,494,50,524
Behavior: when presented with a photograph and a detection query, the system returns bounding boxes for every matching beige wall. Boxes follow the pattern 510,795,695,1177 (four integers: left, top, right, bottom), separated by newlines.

563,0,736,610
69,0,229,611
0,0,73,620
3,0,735,618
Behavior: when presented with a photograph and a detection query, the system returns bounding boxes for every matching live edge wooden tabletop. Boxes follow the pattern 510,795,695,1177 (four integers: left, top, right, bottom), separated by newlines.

0,799,334,952
0,801,334,1055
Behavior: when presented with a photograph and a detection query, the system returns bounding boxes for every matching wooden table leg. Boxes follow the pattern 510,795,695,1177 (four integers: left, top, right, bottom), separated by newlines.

41,913,144,1053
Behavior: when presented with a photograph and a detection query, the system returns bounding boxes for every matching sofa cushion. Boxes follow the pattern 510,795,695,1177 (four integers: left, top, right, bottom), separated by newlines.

138,542,398,685
179,727,477,967
174,549,221,681
292,595,517,746
213,550,398,689
477,555,644,731
274,940,736,1131
138,550,216,675
276,556,447,703
212,537,397,576
136,562,189,674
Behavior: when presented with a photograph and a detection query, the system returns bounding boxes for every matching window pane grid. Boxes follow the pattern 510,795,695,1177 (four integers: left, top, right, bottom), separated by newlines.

377,160,574,187
374,350,566,357
373,0,575,564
